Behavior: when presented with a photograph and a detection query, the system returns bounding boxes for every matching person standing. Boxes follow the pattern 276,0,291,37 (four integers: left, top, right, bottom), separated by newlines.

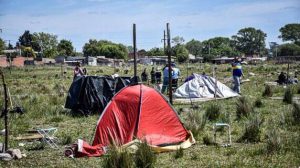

141,68,148,83
150,67,156,84
161,64,172,93
73,62,84,80
231,57,243,94
171,63,180,88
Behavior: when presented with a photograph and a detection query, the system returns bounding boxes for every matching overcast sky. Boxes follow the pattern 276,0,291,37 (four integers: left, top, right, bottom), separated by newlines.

0,0,299,51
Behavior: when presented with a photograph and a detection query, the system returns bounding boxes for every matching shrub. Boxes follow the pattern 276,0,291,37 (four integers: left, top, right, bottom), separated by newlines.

203,135,215,146
236,97,253,119
254,98,263,108
135,141,156,168
237,114,263,143
173,147,184,159
25,141,46,151
262,85,273,97
185,111,206,138
292,103,300,125
102,144,134,168
265,128,281,154
283,87,293,104
205,103,221,121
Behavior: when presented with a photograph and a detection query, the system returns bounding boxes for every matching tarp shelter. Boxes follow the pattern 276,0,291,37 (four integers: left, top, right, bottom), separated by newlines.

73,84,195,157
174,74,239,103
65,76,131,115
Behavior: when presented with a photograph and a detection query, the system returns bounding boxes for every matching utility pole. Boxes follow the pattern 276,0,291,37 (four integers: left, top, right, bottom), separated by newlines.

161,30,166,54
166,23,172,105
133,24,137,78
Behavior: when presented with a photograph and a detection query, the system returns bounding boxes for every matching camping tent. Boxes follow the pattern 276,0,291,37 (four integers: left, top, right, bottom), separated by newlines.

73,84,195,157
174,74,239,102
65,76,131,115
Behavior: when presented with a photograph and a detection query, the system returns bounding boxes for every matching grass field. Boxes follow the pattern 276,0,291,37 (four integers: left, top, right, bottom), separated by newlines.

0,62,300,168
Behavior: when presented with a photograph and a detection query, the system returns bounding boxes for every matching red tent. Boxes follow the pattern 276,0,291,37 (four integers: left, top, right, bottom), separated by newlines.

74,84,195,157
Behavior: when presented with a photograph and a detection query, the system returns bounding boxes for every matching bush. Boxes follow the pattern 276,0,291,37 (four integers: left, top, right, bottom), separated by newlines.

297,85,300,94
265,128,281,154
237,114,263,143
283,87,293,104
236,97,253,119
254,98,263,108
205,103,221,121
203,135,215,146
173,147,184,159
292,103,300,125
262,85,273,97
135,141,156,168
102,144,134,168
185,111,206,138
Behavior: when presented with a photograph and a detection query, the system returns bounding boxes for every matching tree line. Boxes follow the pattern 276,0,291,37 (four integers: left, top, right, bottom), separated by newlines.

0,23,299,62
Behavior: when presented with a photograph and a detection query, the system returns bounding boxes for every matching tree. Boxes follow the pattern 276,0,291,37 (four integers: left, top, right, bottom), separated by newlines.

232,27,267,56
32,32,58,58
0,38,5,54
83,39,128,59
279,23,300,45
185,39,202,56
19,30,34,47
277,43,300,56
172,36,185,46
147,47,165,56
174,45,189,63
202,37,239,61
57,39,74,56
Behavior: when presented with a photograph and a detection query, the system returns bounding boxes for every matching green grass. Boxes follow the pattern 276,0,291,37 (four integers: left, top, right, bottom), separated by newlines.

0,63,300,167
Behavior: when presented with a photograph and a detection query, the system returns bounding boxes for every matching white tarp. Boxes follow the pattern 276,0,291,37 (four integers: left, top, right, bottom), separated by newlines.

174,74,239,101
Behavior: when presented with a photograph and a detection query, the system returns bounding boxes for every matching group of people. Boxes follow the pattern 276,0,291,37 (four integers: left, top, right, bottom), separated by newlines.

277,72,298,85
140,63,181,93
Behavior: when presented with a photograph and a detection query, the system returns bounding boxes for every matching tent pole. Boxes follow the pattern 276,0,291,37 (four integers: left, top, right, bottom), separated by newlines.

167,23,173,105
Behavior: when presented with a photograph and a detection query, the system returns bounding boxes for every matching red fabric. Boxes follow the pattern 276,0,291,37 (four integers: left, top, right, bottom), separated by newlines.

75,84,189,157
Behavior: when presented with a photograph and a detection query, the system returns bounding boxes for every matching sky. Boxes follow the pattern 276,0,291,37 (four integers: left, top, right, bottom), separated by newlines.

0,0,299,51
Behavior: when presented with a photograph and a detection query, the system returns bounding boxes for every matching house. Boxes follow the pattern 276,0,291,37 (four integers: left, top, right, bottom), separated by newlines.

0,55,8,67
212,57,234,64
87,56,97,66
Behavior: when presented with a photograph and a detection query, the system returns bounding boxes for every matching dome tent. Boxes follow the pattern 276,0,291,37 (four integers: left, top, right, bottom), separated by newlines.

72,84,195,157
174,73,239,103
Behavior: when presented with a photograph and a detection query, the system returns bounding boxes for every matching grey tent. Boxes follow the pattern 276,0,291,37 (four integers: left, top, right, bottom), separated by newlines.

174,74,239,103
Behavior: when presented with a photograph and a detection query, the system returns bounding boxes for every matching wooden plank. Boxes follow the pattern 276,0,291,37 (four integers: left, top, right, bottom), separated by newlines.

15,134,43,140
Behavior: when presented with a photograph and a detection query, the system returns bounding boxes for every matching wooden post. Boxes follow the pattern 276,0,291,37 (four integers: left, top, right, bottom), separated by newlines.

167,23,173,104
0,70,9,151
133,24,137,78
214,64,217,99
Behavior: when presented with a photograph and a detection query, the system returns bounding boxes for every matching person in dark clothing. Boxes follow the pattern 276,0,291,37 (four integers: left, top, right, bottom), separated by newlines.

150,67,156,84
141,68,148,82
277,72,287,85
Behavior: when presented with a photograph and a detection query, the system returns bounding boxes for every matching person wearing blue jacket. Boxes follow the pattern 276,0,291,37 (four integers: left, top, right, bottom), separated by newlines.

231,57,244,94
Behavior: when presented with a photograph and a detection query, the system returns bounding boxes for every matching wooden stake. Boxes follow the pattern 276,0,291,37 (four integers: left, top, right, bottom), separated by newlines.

167,23,173,104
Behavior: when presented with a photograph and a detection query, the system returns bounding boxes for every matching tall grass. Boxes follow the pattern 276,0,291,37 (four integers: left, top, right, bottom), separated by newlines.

184,110,206,138
236,97,253,119
102,144,134,168
237,113,263,143
265,128,281,154
135,141,156,168
292,103,300,125
205,103,221,121
262,85,273,97
283,87,293,104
